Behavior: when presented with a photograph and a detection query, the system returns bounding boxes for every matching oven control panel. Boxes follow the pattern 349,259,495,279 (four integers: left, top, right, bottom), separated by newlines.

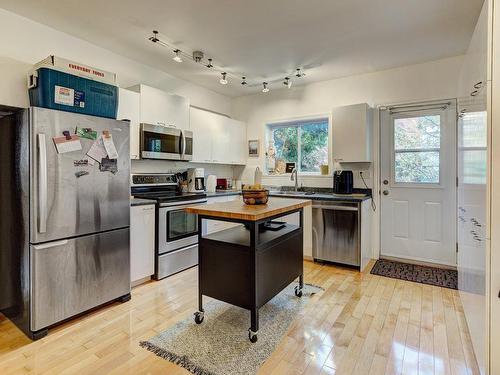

131,174,177,186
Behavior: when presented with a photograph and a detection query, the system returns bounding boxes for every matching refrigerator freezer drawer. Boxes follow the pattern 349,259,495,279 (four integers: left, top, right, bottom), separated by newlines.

157,244,198,280
30,228,130,331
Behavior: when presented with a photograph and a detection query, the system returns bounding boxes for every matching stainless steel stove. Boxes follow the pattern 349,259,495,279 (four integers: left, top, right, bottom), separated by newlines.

131,174,207,279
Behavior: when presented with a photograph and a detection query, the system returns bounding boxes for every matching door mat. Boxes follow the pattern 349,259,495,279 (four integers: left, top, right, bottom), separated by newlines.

370,259,457,289
140,283,323,375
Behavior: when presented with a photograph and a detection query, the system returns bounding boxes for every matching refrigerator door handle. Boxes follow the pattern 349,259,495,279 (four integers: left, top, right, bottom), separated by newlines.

32,240,68,250
38,133,48,233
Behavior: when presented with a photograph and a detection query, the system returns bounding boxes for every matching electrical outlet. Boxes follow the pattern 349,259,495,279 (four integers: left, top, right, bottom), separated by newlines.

359,170,371,179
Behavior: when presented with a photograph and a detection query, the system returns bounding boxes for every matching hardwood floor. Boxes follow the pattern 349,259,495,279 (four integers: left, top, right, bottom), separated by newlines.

0,261,479,375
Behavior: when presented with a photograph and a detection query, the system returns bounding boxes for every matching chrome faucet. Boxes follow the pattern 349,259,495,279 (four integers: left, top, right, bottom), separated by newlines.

290,168,298,191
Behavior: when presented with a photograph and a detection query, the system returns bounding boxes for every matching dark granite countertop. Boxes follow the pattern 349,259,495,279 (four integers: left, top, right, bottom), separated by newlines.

206,190,241,198
205,189,371,202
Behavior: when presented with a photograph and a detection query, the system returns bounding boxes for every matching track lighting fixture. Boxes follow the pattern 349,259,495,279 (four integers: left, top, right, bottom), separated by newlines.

148,31,308,91
220,72,228,85
173,49,183,63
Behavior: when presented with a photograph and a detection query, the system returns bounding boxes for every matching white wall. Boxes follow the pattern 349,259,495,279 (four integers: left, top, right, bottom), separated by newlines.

0,8,231,116
232,55,464,260
232,55,463,187
0,8,236,179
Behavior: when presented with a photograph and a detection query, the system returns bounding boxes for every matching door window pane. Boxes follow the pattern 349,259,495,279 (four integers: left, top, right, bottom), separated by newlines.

300,122,328,172
394,115,441,184
394,115,440,150
395,151,440,183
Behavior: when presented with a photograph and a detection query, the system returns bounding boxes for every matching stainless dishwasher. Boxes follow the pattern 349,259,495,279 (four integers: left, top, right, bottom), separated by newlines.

311,201,361,267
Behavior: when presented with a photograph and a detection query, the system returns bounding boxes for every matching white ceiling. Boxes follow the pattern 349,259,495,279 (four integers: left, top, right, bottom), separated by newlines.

0,0,484,97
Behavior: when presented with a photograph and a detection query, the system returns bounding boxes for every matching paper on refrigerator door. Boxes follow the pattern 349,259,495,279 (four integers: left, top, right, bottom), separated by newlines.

102,133,118,159
86,136,108,163
53,135,82,154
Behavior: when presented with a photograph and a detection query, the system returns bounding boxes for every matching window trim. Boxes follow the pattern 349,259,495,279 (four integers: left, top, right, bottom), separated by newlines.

390,112,443,188
265,116,330,175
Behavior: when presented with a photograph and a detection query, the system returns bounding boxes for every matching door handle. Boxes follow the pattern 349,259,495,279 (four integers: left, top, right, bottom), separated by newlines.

383,180,389,185
33,240,68,250
383,190,389,196
38,133,48,233
181,131,186,157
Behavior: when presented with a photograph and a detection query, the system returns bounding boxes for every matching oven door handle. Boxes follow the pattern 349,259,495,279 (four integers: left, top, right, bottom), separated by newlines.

160,199,207,207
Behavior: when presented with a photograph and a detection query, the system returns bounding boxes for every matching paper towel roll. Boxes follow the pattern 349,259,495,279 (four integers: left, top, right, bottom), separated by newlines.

206,175,217,193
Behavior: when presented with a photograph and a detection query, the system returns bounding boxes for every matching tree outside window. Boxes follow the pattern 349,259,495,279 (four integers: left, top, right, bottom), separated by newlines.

267,119,328,174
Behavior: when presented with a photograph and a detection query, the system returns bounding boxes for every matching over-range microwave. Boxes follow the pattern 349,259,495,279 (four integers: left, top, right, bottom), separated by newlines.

140,123,193,161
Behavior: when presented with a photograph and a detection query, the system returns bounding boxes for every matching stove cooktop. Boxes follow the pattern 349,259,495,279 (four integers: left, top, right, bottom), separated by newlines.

133,191,207,203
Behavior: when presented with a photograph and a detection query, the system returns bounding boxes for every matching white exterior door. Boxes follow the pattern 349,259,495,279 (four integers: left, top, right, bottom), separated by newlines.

380,101,457,266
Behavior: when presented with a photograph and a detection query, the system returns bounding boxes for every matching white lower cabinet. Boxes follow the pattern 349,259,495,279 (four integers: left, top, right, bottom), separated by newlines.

203,195,241,235
130,204,155,284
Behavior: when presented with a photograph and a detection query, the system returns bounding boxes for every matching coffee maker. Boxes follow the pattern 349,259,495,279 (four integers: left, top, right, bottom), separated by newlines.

187,168,205,192
333,170,353,194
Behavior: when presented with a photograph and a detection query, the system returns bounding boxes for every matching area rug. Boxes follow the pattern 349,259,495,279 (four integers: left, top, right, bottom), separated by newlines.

370,259,457,289
140,283,322,375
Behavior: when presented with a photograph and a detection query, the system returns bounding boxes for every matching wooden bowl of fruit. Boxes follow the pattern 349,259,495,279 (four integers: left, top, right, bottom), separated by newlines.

242,185,269,205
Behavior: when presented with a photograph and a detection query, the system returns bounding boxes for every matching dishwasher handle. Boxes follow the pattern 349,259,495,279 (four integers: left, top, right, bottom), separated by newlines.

312,204,358,212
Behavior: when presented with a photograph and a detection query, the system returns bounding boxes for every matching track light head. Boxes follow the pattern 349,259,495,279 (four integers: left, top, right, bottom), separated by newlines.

241,76,247,85
206,58,213,68
283,77,292,88
295,68,305,78
193,50,204,63
220,72,228,85
173,49,183,63
262,82,269,93
149,30,160,43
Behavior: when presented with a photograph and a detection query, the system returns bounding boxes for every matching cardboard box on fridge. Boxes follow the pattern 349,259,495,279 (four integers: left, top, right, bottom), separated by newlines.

28,55,117,87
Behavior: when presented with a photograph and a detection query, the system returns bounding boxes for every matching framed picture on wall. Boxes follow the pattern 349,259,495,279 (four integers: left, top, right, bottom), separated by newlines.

248,140,259,157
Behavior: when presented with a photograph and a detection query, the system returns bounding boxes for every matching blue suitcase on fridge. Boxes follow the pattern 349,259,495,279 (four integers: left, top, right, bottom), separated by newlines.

28,67,118,119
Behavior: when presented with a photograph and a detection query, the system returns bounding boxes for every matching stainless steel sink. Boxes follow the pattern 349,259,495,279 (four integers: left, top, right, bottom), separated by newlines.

269,191,315,196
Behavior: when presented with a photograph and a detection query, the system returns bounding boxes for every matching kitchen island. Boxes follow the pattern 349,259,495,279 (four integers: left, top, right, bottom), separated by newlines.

185,198,311,343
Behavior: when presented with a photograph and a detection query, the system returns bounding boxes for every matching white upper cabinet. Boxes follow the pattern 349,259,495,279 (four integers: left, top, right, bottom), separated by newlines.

190,107,247,165
117,88,140,159
129,84,190,130
332,103,373,163
190,106,214,163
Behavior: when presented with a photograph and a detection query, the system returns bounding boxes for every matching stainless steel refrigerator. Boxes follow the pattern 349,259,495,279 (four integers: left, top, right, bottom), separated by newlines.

0,106,130,339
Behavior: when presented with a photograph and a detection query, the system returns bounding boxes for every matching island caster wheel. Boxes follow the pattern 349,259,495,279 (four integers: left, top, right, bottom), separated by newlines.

194,311,204,324
248,329,258,343
295,286,303,297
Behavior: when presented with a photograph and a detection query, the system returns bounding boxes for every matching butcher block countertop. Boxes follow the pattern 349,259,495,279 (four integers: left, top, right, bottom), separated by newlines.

184,197,311,221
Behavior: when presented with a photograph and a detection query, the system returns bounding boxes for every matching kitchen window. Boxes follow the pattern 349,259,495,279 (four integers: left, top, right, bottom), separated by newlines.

266,118,329,174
